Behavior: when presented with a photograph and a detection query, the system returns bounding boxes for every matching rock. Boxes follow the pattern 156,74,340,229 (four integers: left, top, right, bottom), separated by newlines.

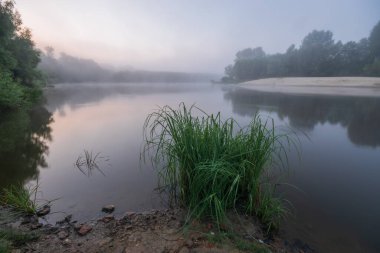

57,230,69,240
97,237,112,246
124,211,135,217
185,239,194,248
23,215,39,225
102,205,115,213
37,205,51,216
112,246,126,253
21,215,33,224
62,238,71,246
124,245,149,253
99,214,114,223
30,223,43,230
77,224,92,236
42,224,59,234
179,248,190,253
56,214,73,225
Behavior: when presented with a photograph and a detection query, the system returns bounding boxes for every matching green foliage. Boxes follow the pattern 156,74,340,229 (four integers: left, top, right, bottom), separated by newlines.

0,184,38,214
369,20,380,59
143,103,292,232
365,59,380,75
0,71,25,110
223,21,380,82
0,238,10,253
0,228,38,247
0,0,42,111
203,230,270,253
0,226,39,253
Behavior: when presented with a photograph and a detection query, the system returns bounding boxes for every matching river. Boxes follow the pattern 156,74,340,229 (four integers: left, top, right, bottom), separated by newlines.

0,82,379,252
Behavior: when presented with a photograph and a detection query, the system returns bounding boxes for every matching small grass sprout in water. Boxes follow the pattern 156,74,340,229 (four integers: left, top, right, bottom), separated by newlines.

75,150,109,177
142,103,295,232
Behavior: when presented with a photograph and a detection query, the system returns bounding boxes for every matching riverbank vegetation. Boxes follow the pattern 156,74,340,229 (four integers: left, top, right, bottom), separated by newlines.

143,103,293,232
0,1,42,112
222,20,380,82
0,227,38,253
0,185,38,215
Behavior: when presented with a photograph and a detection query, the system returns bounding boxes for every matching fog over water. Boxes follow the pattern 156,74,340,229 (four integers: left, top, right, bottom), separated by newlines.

16,0,380,73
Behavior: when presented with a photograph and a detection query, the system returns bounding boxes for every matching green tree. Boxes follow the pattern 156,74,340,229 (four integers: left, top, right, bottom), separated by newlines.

298,30,336,76
0,0,42,111
369,20,380,59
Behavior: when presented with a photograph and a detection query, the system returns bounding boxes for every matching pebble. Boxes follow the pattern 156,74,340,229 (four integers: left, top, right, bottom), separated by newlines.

30,223,43,230
57,230,69,240
185,239,194,248
77,224,92,236
124,211,136,217
97,237,113,246
62,238,71,246
37,205,51,217
179,248,190,253
99,214,115,223
102,205,115,213
56,214,73,225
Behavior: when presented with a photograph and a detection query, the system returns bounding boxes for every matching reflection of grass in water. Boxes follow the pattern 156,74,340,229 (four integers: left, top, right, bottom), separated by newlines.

75,150,108,177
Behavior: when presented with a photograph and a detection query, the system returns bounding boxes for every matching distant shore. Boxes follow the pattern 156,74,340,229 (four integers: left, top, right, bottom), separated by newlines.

240,77,380,97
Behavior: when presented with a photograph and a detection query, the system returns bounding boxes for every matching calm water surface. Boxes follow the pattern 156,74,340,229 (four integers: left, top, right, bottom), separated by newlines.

0,82,379,252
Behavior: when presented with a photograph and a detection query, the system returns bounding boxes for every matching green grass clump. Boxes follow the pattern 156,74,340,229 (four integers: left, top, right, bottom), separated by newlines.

143,103,293,232
0,227,39,253
0,185,38,215
0,228,38,247
0,239,10,253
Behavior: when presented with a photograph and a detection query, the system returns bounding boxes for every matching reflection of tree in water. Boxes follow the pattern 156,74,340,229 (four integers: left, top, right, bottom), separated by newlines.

0,106,53,188
224,88,380,147
44,83,208,114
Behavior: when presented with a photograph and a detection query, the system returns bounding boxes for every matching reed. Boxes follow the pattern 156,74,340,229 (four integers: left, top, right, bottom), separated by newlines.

143,103,293,231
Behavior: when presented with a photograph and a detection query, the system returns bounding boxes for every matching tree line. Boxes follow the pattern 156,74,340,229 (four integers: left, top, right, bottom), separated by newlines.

39,48,216,84
0,0,42,112
222,21,380,82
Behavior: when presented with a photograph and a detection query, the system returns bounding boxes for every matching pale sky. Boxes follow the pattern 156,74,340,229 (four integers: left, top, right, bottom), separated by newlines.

16,0,380,73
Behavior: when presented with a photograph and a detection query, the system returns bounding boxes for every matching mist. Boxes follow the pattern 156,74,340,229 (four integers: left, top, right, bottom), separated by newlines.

38,49,219,83
16,0,379,74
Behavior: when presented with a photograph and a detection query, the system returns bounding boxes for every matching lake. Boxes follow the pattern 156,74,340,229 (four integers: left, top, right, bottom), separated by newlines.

0,82,379,252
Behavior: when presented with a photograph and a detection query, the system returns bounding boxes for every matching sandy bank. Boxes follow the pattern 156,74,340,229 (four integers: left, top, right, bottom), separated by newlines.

240,77,380,97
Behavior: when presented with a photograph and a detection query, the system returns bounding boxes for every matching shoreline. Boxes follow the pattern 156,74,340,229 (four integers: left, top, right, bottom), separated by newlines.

239,77,380,97
0,206,313,253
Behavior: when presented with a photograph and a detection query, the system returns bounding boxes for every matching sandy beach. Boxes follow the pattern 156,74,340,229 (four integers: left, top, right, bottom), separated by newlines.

240,77,380,97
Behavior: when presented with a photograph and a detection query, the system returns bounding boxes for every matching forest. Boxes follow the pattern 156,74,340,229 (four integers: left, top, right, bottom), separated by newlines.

222,21,380,82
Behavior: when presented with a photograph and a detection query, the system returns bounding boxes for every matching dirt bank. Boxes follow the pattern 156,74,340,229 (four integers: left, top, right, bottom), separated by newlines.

1,208,314,253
